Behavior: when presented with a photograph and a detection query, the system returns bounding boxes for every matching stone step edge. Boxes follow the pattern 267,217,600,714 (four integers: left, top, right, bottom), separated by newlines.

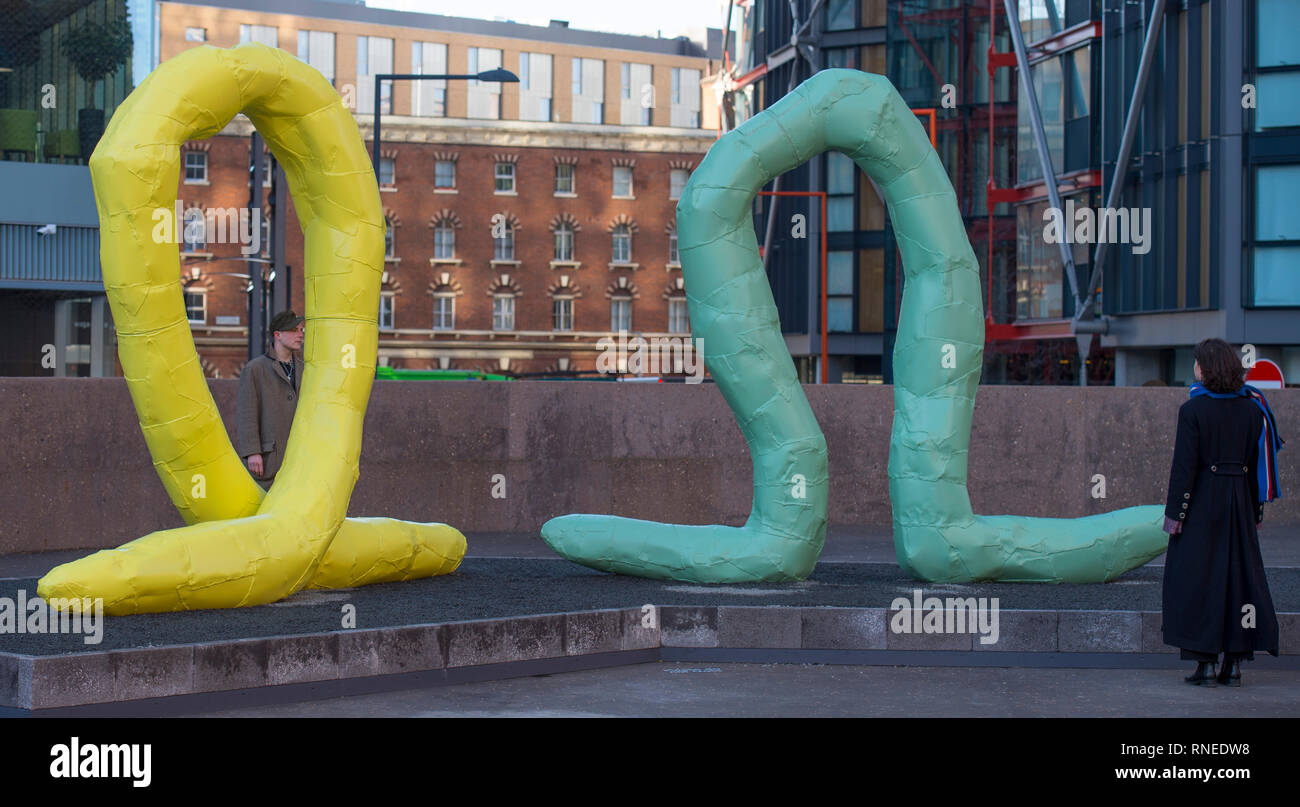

2,606,1297,710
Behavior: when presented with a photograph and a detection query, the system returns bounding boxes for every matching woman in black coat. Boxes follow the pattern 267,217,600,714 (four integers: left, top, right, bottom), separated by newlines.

1162,338,1284,687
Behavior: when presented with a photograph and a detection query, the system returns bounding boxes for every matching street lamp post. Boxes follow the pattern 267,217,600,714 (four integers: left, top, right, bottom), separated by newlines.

248,133,266,360
183,258,277,358
370,69,520,172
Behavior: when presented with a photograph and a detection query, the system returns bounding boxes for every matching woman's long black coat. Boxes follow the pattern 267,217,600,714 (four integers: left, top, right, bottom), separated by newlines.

1163,395,1279,656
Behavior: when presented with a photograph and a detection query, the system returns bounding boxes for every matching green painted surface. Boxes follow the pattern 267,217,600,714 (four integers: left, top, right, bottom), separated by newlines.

374,367,512,381
542,70,1167,583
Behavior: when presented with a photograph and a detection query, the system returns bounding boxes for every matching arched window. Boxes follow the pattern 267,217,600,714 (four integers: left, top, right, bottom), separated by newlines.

493,221,515,260
554,222,574,261
611,224,631,263
434,222,455,259
182,208,206,252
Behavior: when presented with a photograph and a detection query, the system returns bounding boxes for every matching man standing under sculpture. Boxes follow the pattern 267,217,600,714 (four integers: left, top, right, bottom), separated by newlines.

237,310,305,490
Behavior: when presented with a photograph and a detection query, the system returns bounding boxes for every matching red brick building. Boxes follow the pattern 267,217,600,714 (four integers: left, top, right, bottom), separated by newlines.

160,0,722,378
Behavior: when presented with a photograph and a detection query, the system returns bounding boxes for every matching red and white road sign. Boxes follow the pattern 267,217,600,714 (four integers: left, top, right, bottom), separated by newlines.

1246,358,1285,389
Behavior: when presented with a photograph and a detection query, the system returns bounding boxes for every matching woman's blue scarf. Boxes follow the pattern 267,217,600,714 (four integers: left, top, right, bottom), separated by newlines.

1189,382,1284,502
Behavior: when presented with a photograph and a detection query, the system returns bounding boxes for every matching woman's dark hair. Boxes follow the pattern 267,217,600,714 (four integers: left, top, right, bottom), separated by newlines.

1193,338,1246,393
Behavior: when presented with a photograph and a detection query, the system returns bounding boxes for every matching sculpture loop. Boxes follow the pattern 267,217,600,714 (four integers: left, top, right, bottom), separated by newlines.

543,69,1167,583
39,44,464,615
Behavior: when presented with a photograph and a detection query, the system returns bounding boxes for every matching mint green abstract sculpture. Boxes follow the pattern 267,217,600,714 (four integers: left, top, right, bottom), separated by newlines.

542,69,1168,583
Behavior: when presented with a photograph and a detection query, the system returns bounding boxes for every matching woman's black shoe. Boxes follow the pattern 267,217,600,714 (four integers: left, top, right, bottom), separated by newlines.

1217,658,1242,687
1184,662,1217,686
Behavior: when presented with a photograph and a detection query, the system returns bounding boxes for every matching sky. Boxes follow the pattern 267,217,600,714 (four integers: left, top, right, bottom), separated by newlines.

363,0,740,40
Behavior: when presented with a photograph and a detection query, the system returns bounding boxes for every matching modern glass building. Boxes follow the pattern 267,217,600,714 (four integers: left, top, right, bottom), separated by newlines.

1012,0,1298,385
727,0,1020,384
0,0,135,376
720,0,1298,386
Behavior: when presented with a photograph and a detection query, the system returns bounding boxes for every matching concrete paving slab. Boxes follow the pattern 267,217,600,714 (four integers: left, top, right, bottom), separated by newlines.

176,661,1300,718
2,556,1297,656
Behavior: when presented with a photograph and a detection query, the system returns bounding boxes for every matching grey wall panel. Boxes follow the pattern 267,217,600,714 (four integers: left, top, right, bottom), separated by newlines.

0,162,99,227
0,224,102,286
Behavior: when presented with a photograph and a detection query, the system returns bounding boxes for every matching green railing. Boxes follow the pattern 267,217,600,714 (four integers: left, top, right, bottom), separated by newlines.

374,367,512,381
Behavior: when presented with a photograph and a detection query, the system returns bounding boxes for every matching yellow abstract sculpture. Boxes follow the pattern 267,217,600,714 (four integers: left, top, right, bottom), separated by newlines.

38,43,465,615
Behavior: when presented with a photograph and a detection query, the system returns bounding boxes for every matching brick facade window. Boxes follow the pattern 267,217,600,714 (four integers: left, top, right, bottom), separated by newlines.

554,222,575,261
610,296,631,332
492,294,515,330
670,168,688,199
434,222,455,259
379,291,395,330
434,294,455,330
493,220,515,260
435,160,455,189
183,151,207,183
185,289,207,324
182,208,205,252
494,162,515,193
611,224,632,262
553,296,573,331
554,163,574,194
612,166,633,197
668,298,689,333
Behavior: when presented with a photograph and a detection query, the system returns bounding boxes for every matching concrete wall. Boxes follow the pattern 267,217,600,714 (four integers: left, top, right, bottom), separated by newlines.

1,378,1296,554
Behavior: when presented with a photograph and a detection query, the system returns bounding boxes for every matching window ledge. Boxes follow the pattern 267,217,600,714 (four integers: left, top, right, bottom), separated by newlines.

380,186,397,193
490,260,521,268
430,257,463,266
433,188,458,194
608,262,640,271
666,262,681,271
549,260,581,270
183,179,210,186
494,190,518,196
611,194,635,200
385,256,401,264
553,191,577,198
